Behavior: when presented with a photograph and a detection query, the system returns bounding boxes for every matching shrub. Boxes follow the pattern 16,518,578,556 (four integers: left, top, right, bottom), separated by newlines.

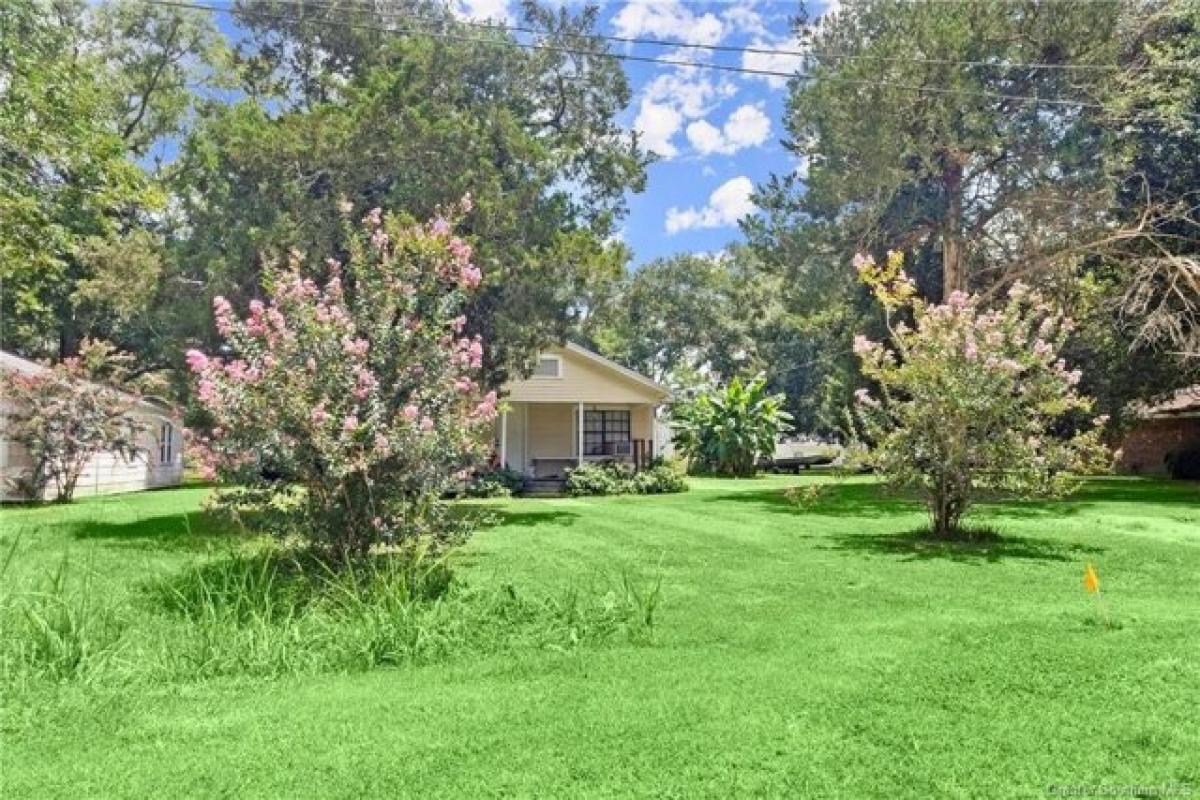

186,202,498,559
671,376,793,477
1166,447,1200,480
465,467,526,498
630,464,688,495
783,482,830,510
565,462,634,496
1,340,145,502
849,251,1110,538
564,461,687,497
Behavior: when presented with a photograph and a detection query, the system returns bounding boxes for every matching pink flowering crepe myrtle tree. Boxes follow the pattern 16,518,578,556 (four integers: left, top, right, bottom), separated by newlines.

849,251,1109,538
2,339,145,503
187,200,498,558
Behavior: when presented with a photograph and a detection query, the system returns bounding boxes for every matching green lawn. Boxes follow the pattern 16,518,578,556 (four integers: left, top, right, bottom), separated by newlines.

3,476,1198,798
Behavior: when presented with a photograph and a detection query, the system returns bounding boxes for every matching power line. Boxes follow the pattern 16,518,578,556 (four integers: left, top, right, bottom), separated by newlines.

145,0,1127,112
249,0,1198,73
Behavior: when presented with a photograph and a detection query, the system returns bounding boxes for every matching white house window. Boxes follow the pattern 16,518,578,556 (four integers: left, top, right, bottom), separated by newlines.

159,422,174,465
532,355,562,378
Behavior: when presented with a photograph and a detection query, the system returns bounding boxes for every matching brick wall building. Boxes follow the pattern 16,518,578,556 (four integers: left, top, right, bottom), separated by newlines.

1117,386,1200,476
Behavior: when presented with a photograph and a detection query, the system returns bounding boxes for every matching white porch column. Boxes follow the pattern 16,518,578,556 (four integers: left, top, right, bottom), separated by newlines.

577,401,584,466
499,409,508,468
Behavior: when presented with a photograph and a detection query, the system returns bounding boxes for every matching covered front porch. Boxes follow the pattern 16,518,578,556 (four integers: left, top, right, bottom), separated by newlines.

497,402,659,480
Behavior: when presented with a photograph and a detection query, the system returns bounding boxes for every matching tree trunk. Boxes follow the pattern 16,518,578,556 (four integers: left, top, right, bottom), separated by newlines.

941,153,966,302
930,480,964,539
59,311,80,359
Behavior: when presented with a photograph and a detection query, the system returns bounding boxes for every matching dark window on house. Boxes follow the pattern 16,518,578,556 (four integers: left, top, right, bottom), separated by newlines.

583,410,630,456
159,422,174,465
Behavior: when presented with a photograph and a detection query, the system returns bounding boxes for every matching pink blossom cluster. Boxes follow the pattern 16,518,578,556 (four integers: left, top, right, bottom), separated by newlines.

473,390,499,421
213,296,235,336
186,204,498,551
451,335,485,369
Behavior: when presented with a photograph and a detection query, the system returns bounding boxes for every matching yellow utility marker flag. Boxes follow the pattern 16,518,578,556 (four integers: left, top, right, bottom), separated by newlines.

1083,562,1112,627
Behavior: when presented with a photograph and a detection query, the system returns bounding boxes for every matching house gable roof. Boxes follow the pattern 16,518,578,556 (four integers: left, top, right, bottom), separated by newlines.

503,342,670,404
1134,384,1200,420
0,349,181,418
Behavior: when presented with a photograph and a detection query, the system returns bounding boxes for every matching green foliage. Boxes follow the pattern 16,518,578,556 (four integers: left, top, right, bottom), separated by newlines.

763,0,1121,301
90,0,230,157
171,2,647,383
5,480,1200,796
629,463,689,495
188,208,497,558
0,543,660,684
584,247,777,385
0,1,156,357
2,554,125,682
850,253,1110,537
744,2,1200,425
564,461,688,496
1102,2,1200,363
466,467,526,498
0,0,222,361
671,377,793,477
564,462,635,496
783,482,831,511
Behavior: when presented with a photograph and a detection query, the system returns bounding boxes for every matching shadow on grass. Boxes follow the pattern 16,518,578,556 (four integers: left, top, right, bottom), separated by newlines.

702,477,1198,521
68,510,241,551
701,482,919,518
821,528,1105,563
471,504,581,530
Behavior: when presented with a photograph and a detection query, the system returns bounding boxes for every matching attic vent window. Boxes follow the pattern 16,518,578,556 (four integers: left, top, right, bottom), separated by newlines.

532,355,561,378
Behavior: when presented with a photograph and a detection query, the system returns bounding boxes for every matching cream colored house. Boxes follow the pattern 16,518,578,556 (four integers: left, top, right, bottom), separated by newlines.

497,343,671,480
1,350,184,502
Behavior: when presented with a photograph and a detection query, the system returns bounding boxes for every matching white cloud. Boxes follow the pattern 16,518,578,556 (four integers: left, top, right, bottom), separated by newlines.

818,0,843,19
643,70,736,118
633,98,683,158
742,36,807,90
613,0,725,46
685,120,724,155
686,103,771,155
665,176,756,234
451,0,515,24
795,154,811,180
632,68,736,159
722,3,767,37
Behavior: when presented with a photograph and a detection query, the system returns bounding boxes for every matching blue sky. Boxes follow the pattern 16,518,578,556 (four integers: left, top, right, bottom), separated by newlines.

203,0,838,267
580,0,834,266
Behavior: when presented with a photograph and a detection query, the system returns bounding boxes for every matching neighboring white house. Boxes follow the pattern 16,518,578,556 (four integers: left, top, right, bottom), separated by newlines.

497,343,671,480
0,350,184,502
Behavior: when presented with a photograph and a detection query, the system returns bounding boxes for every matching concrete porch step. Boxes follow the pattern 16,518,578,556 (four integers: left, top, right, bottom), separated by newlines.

522,478,566,497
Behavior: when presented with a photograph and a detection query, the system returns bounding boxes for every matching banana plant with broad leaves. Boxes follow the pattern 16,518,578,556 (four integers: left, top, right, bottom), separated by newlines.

670,376,793,477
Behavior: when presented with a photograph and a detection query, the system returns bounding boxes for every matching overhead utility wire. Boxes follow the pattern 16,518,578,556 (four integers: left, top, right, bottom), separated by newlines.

146,0,1200,120
260,0,1199,73
144,0,1124,112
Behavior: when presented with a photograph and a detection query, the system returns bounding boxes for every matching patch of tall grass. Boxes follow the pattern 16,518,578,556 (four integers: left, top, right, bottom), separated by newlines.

0,542,661,686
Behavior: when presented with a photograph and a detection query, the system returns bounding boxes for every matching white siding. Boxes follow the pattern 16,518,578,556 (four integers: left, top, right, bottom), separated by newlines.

504,346,667,405
1,403,184,502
